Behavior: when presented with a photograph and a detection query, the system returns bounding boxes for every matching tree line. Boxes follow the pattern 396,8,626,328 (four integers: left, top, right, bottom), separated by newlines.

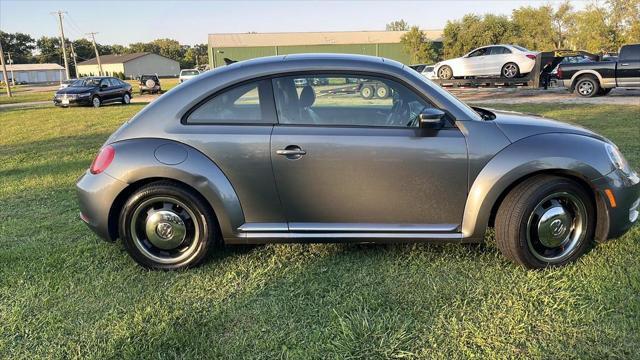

393,0,638,64
0,31,208,76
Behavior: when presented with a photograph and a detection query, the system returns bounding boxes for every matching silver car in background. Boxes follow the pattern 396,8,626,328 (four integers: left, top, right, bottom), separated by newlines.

76,54,639,270
179,69,201,83
434,44,538,79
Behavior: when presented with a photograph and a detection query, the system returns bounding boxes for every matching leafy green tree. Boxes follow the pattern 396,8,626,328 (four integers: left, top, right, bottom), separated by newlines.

401,26,438,64
442,14,515,57
35,36,62,63
552,1,574,48
568,3,613,53
386,19,409,31
0,31,35,63
511,5,556,50
151,38,185,62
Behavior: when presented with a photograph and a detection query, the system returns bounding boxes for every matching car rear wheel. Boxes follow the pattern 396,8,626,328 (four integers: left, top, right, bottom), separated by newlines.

376,85,389,99
438,65,453,80
501,63,519,78
495,175,594,269
574,75,600,97
119,182,217,270
92,96,101,108
122,93,131,104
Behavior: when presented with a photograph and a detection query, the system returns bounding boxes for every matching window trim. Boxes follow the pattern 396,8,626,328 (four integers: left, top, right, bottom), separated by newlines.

181,78,277,126
269,70,457,129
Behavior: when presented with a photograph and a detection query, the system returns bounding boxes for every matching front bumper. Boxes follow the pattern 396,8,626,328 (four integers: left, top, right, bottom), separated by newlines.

76,170,128,241
594,169,640,239
53,96,93,107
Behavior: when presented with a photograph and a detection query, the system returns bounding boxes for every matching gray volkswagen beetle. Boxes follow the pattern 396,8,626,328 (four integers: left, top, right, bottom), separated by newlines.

76,54,640,270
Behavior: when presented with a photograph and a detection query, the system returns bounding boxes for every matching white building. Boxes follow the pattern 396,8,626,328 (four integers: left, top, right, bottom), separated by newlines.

0,63,67,83
76,52,181,78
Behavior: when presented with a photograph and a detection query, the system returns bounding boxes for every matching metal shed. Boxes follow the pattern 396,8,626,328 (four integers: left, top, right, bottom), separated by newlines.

208,30,443,68
0,63,66,84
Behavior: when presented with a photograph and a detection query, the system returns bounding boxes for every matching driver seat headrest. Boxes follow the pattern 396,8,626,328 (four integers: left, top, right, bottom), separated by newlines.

299,85,316,108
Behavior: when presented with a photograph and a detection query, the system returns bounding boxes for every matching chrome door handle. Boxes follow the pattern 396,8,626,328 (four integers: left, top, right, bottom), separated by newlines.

276,149,306,156
620,63,629,66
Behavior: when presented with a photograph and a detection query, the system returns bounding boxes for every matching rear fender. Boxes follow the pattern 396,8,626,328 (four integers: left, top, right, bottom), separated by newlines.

462,133,614,240
104,138,244,238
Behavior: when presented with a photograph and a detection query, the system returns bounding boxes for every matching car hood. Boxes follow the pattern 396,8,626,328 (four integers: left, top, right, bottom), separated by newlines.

56,86,95,94
481,108,606,143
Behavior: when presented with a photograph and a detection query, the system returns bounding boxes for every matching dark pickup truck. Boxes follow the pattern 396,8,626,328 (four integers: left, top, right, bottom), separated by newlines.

557,43,640,97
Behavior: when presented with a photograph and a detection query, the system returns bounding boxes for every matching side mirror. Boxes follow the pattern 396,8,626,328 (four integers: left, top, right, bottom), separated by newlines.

419,108,445,129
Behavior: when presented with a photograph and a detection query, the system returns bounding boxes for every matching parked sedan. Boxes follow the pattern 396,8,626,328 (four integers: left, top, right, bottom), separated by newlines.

179,69,200,83
77,54,639,270
434,45,538,79
54,77,132,108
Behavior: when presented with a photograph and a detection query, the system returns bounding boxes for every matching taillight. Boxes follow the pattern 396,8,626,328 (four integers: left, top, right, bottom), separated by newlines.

556,66,563,78
90,145,115,174
526,54,537,60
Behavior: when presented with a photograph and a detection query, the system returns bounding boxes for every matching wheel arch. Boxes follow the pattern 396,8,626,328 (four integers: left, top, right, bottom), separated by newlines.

570,70,603,90
103,138,244,241
462,133,613,241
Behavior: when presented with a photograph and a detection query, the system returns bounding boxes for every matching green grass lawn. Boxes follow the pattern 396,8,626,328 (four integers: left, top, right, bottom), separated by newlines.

0,85,54,105
1,103,639,359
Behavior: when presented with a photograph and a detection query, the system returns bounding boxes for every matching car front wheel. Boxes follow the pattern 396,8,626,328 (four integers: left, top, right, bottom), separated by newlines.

495,175,594,269
92,96,101,108
122,93,131,104
438,65,453,80
119,181,217,270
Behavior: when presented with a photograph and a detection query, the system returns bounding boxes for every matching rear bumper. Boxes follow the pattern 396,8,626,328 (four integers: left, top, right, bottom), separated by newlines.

594,169,640,239
76,170,128,241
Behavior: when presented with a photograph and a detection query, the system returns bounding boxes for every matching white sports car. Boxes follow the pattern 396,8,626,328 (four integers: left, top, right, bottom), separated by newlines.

434,45,538,79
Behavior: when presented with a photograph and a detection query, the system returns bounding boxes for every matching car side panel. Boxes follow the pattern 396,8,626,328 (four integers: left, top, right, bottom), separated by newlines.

102,138,246,239
461,133,615,240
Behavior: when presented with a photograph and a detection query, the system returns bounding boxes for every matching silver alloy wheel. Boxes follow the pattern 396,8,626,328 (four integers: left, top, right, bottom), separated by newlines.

92,97,101,108
526,192,587,263
438,66,452,79
503,63,518,78
130,196,200,265
123,93,130,104
376,86,388,98
577,80,594,96
361,86,372,98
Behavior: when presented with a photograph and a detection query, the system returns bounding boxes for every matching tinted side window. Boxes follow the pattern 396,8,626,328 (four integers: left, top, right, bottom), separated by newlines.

489,46,511,55
187,80,274,124
108,78,120,87
468,48,488,57
620,45,640,61
272,75,435,128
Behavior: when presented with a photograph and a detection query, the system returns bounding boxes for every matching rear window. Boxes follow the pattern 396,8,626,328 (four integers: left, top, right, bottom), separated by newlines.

512,45,530,52
619,44,640,61
181,70,199,76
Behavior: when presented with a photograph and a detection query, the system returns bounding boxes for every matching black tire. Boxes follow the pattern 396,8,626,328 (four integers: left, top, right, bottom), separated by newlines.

437,65,453,80
91,96,101,108
122,92,131,105
495,175,595,269
375,85,389,99
119,181,217,270
501,62,520,78
360,85,374,99
574,75,600,97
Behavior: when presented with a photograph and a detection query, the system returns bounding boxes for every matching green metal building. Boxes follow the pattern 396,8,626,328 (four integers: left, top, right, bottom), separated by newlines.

207,30,443,68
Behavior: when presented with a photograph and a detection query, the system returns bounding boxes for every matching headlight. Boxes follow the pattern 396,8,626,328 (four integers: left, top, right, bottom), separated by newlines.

605,143,629,171
78,92,91,97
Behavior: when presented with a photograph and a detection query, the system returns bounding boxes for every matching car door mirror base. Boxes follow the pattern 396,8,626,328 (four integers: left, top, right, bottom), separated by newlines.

419,108,445,130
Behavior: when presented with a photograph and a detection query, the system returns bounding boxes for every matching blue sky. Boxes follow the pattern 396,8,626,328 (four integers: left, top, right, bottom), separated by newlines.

1,0,588,46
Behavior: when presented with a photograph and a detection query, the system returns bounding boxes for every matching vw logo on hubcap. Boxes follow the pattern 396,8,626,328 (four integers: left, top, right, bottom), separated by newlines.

156,222,174,239
549,219,566,237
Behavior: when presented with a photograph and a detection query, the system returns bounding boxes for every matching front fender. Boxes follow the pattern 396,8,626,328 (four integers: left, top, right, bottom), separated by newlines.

462,133,614,240
104,138,244,238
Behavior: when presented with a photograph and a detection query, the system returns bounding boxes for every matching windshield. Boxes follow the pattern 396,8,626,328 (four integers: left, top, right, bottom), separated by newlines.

512,45,530,52
181,70,199,76
70,79,100,87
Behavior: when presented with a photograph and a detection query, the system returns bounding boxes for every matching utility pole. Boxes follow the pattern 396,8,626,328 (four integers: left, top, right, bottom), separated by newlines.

0,41,12,97
6,52,15,85
51,10,71,80
69,42,78,78
87,32,103,76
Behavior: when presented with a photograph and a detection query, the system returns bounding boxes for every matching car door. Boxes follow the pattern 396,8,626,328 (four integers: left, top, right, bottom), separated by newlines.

616,45,640,87
270,74,468,232
463,47,490,76
109,78,125,99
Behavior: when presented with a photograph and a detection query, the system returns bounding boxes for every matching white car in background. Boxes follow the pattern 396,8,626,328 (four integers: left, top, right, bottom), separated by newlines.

420,65,437,80
179,69,201,83
433,45,538,79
